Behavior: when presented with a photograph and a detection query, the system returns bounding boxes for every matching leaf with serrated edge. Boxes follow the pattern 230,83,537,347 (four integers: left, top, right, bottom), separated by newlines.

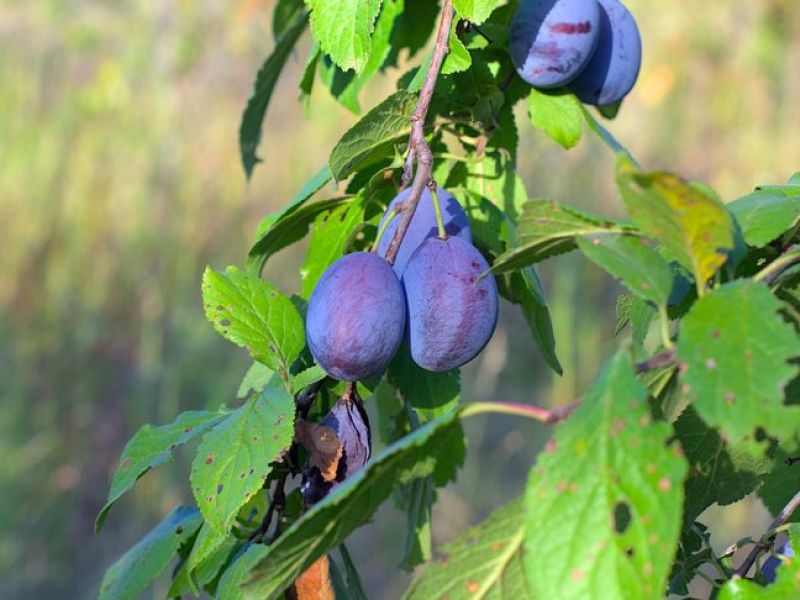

183,521,238,594
728,188,800,247
388,348,460,421
452,0,497,24
674,407,769,527
214,410,466,600
247,196,350,275
291,365,327,394
240,10,308,178
404,497,531,599
718,525,800,599
329,91,417,181
442,24,471,75
676,281,800,442
616,156,734,287
492,198,637,273
307,0,382,73
191,388,295,534
528,89,583,150
524,351,687,599
577,234,674,307
202,267,304,383
99,506,203,600
96,411,227,531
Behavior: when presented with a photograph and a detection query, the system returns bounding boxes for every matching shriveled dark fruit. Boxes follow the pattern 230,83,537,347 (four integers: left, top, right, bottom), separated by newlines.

510,0,601,88
761,540,794,584
306,252,406,381
403,236,499,371
567,0,642,106
320,393,371,481
376,187,471,275
300,390,371,506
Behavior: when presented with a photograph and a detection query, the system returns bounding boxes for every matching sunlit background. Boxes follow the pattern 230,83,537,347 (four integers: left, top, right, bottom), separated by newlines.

2,0,799,597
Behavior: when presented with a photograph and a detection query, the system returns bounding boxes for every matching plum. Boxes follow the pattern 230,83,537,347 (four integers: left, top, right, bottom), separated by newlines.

568,0,642,106
403,236,498,371
510,0,601,88
300,392,371,506
376,187,471,274
306,252,405,381
761,540,794,584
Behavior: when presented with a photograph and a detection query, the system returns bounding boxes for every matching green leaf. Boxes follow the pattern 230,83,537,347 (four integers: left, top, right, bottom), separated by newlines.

388,348,461,421
202,267,305,383
337,544,369,600
676,281,800,443
299,44,321,100
216,409,466,600
240,10,308,179
452,0,498,24
615,294,654,346
524,351,687,599
758,440,800,523
728,188,800,247
718,526,800,599
184,522,239,594
96,411,227,532
576,234,674,307
306,0,382,73
99,506,203,600
442,25,471,75
528,89,583,150
190,388,295,534
247,195,351,274
327,0,403,113
398,477,434,571
237,362,277,399
291,365,327,394
501,268,563,375
616,156,734,288
491,198,637,273
273,0,305,38
300,197,366,298
329,90,417,181
404,497,529,599
674,407,769,526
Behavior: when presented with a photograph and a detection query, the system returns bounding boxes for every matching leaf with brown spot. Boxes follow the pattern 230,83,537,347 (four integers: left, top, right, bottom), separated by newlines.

404,498,530,599
296,420,343,482
616,155,734,289
523,351,687,599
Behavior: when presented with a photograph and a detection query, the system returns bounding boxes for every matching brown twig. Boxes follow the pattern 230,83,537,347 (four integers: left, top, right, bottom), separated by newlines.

385,0,454,265
734,488,800,578
249,471,288,542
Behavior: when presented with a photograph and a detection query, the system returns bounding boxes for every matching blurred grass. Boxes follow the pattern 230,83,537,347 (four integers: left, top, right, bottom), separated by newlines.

1,0,799,597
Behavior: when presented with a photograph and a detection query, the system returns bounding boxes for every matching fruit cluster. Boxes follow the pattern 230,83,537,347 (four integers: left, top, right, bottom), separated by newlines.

510,0,642,107
305,188,499,381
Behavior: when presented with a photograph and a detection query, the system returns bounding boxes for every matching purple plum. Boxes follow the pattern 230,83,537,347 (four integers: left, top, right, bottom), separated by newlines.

403,236,498,371
510,0,601,88
306,252,405,381
761,540,794,584
568,0,642,106
376,187,471,275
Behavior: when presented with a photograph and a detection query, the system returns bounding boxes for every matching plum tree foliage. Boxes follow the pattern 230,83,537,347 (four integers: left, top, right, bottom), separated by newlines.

98,1,800,598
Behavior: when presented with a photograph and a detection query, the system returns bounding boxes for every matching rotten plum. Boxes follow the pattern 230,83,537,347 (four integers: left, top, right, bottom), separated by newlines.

567,0,642,106
403,236,498,371
306,252,405,381
510,0,601,88
376,187,471,274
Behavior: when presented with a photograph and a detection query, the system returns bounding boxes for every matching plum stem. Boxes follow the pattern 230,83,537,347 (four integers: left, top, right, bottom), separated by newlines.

371,207,399,253
461,401,580,425
384,0,454,265
429,185,447,239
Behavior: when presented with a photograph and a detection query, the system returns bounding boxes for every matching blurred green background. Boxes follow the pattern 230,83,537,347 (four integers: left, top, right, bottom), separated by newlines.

2,1,799,597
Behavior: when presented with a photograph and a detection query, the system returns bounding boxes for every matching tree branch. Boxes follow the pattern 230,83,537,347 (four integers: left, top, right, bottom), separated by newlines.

384,0,454,265
635,348,676,374
734,488,800,578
